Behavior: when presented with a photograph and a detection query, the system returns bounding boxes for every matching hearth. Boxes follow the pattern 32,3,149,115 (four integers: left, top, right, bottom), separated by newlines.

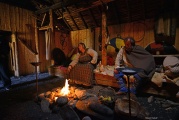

36,79,149,120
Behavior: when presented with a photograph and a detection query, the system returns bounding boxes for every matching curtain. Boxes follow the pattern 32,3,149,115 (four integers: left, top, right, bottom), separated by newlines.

45,28,52,60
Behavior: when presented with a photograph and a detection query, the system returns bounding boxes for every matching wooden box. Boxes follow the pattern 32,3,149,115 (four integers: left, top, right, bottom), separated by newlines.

95,73,119,88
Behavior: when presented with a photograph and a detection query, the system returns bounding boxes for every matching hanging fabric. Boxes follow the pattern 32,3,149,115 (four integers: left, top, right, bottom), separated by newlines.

45,28,52,60
9,33,19,76
156,17,164,35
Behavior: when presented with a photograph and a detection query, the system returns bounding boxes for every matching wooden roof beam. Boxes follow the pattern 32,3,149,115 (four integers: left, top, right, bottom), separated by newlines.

38,9,54,31
35,0,114,15
35,0,85,14
38,25,50,31
78,12,88,29
54,9,73,31
89,8,99,27
74,4,88,29
41,13,47,27
65,7,79,30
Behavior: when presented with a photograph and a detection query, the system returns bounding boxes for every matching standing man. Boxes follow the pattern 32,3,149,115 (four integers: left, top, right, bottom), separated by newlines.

0,35,11,90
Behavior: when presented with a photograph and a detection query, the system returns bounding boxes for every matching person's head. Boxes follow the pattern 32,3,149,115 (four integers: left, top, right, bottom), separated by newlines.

78,42,86,53
124,37,135,52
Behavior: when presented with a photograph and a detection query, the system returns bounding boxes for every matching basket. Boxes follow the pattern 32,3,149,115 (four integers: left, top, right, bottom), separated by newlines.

48,66,67,77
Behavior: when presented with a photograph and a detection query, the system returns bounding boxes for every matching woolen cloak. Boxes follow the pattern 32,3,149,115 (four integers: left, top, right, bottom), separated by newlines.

126,45,156,79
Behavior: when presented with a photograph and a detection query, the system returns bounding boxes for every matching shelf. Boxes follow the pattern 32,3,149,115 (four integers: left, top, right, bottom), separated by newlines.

153,54,179,57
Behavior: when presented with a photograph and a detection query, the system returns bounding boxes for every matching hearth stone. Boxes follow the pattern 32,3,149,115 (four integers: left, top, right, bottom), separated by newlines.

56,96,68,107
58,104,80,120
41,98,52,113
114,96,149,119
82,116,92,120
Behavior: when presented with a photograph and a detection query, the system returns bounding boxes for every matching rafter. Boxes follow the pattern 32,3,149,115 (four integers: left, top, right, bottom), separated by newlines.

74,3,88,29
89,8,98,27
35,0,85,14
65,7,79,30
35,0,114,14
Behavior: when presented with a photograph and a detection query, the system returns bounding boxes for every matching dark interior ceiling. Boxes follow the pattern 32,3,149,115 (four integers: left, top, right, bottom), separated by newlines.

1,0,179,31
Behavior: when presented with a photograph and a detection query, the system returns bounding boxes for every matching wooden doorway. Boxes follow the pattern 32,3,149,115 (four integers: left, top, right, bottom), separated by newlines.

0,30,19,77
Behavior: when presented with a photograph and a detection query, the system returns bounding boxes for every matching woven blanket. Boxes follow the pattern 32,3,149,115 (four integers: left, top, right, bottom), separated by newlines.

69,63,94,86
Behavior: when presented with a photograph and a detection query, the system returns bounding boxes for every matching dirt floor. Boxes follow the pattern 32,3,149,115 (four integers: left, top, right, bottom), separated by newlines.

0,76,179,120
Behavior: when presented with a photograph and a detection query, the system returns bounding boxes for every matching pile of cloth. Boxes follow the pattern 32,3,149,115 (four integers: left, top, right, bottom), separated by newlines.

163,56,179,80
152,56,179,87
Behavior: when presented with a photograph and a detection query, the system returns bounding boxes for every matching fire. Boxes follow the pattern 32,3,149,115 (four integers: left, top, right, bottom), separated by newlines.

60,79,70,96
54,97,58,102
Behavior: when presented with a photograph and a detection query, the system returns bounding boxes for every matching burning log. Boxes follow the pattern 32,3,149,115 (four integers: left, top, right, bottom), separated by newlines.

75,89,88,100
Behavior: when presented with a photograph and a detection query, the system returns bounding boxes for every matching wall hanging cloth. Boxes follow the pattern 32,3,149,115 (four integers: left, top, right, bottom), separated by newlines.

45,28,52,60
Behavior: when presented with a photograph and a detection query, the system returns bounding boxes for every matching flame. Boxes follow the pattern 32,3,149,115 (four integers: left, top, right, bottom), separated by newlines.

54,97,58,102
60,79,70,96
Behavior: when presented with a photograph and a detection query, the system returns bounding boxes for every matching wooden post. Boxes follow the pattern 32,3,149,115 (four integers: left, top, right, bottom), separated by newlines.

49,9,54,48
101,11,107,65
35,18,40,72
49,9,55,65
175,27,179,51
49,9,54,32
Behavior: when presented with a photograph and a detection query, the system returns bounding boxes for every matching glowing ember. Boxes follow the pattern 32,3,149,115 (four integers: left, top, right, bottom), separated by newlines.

54,97,58,102
60,79,70,96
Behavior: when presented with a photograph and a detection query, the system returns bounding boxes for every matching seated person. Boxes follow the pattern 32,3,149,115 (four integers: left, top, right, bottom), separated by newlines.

114,37,156,94
67,42,98,86
68,42,98,71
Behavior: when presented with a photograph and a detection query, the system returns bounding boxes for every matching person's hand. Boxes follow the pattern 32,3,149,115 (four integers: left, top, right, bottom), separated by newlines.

129,75,135,83
123,74,127,80
67,65,72,72
89,61,95,65
162,75,172,83
123,75,128,86
164,66,171,71
114,69,118,74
